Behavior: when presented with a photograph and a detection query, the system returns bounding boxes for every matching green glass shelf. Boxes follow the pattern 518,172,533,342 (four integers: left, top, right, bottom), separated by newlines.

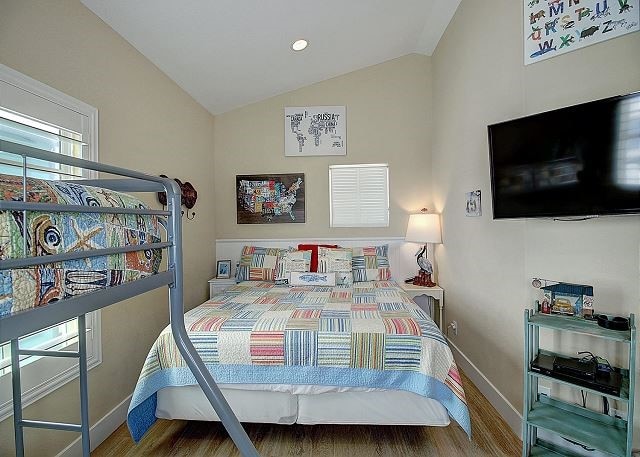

529,313,631,342
527,397,628,456
529,349,630,402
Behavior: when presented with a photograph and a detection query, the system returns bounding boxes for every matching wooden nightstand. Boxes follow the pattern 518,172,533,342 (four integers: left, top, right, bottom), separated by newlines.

208,277,237,298
400,282,445,331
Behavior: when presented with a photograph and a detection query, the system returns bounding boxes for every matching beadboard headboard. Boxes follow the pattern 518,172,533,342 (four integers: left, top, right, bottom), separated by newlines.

215,237,432,282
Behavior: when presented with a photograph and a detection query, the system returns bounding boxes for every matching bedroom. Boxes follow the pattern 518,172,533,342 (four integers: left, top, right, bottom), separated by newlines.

0,0,638,456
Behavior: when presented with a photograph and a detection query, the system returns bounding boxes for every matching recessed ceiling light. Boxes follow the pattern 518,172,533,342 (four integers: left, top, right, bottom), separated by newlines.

291,39,308,51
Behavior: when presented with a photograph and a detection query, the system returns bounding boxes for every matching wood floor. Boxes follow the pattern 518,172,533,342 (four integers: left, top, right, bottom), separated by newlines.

93,371,521,456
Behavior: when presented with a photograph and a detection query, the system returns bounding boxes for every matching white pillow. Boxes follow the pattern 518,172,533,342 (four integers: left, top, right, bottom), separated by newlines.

274,249,312,285
317,247,353,286
290,271,337,286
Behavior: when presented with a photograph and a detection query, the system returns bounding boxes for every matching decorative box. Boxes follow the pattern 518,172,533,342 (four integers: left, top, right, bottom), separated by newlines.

542,283,594,317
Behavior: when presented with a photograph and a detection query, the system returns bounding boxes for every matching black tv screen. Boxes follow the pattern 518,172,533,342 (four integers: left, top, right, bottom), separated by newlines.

488,92,640,219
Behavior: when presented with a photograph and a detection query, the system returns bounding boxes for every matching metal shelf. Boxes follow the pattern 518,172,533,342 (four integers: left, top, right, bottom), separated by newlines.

529,439,586,457
529,349,630,402
529,313,631,342
523,310,636,457
527,397,627,456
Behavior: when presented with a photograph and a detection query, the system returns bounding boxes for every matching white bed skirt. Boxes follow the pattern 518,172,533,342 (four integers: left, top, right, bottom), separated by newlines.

156,385,450,427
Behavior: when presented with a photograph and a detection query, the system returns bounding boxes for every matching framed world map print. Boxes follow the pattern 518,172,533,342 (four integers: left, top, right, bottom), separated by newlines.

284,106,346,156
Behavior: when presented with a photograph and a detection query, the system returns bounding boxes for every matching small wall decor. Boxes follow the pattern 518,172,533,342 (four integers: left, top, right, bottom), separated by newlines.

157,175,198,219
236,173,305,224
284,106,346,156
465,190,482,217
216,260,232,279
524,0,639,65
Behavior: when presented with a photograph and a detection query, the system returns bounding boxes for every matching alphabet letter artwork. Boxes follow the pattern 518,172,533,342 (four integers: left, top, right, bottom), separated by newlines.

524,0,639,64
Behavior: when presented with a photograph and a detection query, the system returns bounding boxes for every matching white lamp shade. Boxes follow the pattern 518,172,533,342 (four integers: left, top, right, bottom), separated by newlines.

405,213,442,244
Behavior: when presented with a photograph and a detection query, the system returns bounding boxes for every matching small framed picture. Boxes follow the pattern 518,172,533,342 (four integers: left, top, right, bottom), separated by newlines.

216,260,232,279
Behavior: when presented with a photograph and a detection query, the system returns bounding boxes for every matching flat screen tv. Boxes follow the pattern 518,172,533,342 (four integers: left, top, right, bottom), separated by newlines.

488,92,640,219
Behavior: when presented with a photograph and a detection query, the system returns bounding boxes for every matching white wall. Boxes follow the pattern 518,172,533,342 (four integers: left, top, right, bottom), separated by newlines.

431,0,640,444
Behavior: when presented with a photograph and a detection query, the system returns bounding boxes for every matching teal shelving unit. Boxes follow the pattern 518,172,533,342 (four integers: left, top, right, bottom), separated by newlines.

523,310,636,457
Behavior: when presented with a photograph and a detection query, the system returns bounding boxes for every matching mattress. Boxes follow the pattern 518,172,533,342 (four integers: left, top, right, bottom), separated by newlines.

156,385,450,426
128,280,471,441
0,173,162,317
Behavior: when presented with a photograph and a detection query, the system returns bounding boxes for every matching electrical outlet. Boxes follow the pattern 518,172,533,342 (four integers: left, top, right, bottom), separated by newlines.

447,320,458,336
538,385,551,397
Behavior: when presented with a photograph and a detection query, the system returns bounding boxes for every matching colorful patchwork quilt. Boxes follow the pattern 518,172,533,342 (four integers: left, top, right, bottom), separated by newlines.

127,281,471,441
0,174,162,317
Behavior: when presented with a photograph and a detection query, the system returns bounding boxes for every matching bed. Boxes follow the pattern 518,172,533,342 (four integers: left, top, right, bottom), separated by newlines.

0,138,258,457
128,279,471,440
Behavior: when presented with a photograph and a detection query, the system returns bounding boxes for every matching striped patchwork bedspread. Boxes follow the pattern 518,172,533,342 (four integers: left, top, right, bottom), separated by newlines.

127,281,471,440
0,174,162,317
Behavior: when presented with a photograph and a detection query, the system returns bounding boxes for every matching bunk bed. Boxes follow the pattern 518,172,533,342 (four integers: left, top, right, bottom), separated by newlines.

0,138,259,457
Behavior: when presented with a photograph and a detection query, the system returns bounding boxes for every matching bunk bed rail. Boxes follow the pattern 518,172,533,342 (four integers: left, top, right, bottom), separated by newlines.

0,139,259,457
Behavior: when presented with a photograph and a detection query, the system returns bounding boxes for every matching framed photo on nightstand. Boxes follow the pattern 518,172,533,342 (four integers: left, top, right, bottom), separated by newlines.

216,260,231,279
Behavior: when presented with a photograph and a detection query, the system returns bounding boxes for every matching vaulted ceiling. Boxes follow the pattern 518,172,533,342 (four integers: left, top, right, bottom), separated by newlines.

81,0,461,115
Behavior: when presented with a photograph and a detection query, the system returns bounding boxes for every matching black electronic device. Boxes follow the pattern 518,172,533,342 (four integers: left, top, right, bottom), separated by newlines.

488,91,640,219
530,353,622,396
552,354,596,380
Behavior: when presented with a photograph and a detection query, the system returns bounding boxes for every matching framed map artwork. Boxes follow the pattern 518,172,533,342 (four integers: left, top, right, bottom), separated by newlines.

236,173,305,224
284,106,346,156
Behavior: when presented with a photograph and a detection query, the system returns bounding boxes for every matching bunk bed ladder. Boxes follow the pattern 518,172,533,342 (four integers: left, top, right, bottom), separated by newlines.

10,315,91,457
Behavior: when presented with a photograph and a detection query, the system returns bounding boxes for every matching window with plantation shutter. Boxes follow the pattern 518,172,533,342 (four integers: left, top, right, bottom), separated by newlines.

0,64,101,421
329,164,389,227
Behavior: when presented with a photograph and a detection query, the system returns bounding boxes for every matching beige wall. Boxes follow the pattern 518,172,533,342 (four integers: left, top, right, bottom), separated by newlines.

431,0,640,444
214,54,432,240
0,0,215,455
1,0,638,453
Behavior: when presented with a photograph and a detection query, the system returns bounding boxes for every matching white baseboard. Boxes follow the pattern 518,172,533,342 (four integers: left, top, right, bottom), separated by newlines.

55,394,131,457
448,340,522,438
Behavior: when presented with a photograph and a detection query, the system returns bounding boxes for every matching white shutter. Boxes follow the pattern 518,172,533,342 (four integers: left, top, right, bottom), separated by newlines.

329,164,389,227
0,64,101,421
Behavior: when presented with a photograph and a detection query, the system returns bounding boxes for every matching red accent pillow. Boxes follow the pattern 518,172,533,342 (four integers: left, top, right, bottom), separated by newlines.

298,244,338,272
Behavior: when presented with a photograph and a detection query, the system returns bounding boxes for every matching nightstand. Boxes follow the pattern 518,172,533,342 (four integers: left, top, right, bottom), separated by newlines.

208,277,236,298
400,282,445,331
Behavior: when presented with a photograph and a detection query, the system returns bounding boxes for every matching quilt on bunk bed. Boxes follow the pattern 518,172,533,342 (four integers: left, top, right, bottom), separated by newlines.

0,173,162,317
127,280,471,440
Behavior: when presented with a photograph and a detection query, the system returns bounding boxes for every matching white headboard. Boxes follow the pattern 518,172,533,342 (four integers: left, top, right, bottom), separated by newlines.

215,237,431,282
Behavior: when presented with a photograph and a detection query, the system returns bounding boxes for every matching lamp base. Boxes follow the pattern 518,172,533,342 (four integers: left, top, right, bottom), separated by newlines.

412,270,436,287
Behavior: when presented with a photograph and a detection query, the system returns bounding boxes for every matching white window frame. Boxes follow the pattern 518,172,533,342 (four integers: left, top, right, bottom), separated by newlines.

0,63,101,421
329,163,390,228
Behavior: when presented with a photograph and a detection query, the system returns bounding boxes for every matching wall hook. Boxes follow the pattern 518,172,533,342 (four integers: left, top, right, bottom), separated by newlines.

157,175,198,221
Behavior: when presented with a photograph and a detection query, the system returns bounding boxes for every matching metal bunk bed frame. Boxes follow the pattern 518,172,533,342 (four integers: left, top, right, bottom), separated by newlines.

0,139,259,457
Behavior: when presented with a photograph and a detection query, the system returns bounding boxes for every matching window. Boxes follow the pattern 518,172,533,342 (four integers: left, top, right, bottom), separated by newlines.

0,64,101,421
329,164,389,227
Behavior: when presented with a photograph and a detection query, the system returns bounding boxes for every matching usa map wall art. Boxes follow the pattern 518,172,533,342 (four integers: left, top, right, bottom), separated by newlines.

236,173,305,224
524,0,639,65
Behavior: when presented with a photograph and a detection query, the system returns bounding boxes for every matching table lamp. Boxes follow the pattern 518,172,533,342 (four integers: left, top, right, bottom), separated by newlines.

405,209,442,287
